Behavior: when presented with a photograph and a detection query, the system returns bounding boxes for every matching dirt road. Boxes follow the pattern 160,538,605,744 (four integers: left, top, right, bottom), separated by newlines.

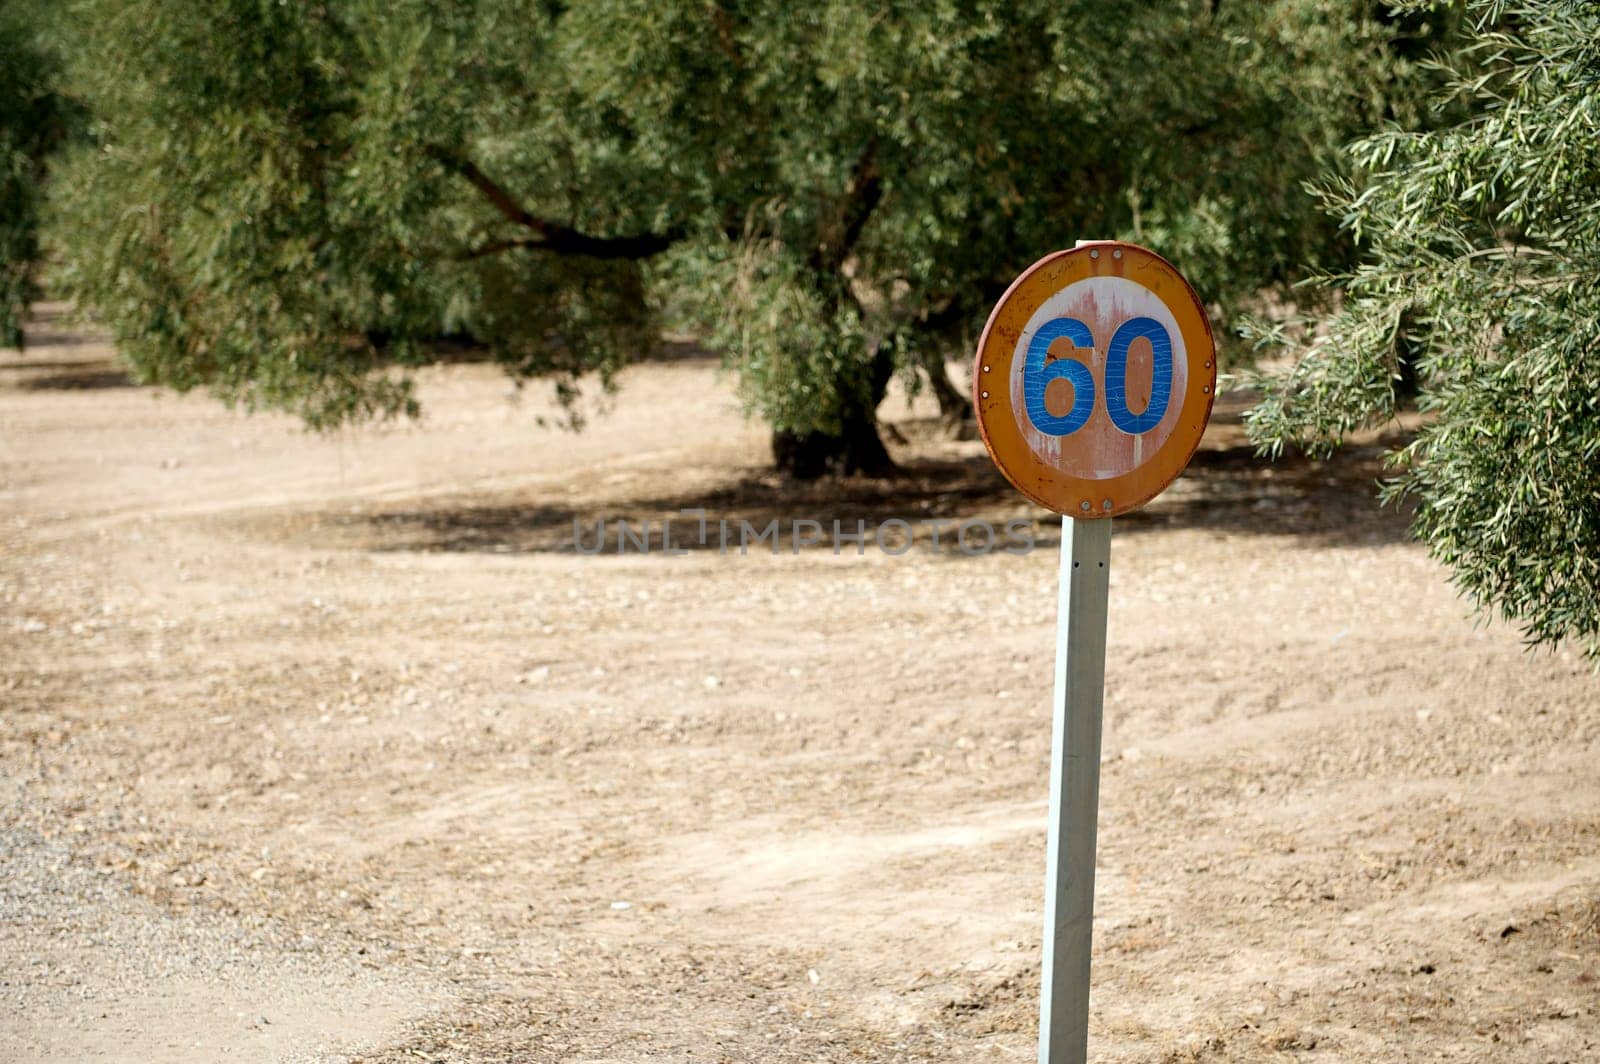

3,307,1596,1062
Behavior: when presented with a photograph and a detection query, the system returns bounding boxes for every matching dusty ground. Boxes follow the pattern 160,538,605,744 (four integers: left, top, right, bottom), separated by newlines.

2,305,1596,1063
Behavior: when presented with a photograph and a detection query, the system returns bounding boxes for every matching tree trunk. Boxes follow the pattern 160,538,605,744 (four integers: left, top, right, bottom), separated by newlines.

773,143,897,480
1393,309,1423,404
920,348,972,424
772,342,899,479
771,410,896,479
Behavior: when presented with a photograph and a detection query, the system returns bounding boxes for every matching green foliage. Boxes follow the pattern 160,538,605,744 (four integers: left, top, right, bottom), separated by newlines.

48,0,1433,440
653,0,1439,433
50,0,652,425
1247,0,1600,657
0,5,70,348
668,235,871,438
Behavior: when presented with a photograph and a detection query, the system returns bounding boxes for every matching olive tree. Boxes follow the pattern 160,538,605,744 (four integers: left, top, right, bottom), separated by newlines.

51,0,1425,474
1248,0,1600,656
0,6,71,348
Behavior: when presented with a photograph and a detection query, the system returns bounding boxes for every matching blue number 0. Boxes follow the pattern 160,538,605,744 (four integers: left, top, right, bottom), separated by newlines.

1104,316,1173,434
1022,315,1174,438
1023,317,1095,437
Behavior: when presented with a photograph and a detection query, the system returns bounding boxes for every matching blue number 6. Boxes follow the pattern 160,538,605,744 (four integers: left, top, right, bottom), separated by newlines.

1023,317,1096,437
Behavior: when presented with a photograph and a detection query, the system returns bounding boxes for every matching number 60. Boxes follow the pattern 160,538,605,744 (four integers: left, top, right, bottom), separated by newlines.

1022,316,1174,438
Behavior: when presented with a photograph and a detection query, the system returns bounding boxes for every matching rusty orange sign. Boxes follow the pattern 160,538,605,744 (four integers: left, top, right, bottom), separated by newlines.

973,241,1216,518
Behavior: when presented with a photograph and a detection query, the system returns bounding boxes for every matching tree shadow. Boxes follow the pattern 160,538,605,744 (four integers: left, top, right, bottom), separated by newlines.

5,302,111,351
0,358,116,373
10,366,136,391
278,421,1414,558
1113,436,1411,546
3,304,134,389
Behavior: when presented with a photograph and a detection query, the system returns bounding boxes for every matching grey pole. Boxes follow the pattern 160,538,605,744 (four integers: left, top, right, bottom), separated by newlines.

1038,515,1112,1063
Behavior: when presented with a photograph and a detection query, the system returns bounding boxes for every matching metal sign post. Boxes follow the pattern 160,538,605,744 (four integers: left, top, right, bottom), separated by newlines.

971,241,1215,1064
1038,515,1111,1063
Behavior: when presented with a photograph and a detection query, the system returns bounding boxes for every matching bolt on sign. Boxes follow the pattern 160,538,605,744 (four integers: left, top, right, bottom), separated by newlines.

972,241,1215,1064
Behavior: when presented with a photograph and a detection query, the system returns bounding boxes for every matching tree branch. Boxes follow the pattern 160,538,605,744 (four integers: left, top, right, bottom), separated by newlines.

810,139,883,274
427,146,682,261
836,140,883,260
915,279,1011,338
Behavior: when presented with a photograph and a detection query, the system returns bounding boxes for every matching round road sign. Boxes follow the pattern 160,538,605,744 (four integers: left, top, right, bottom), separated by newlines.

973,241,1215,518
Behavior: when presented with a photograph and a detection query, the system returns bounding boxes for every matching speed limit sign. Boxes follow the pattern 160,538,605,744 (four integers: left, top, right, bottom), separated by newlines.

974,242,1216,1064
973,241,1215,517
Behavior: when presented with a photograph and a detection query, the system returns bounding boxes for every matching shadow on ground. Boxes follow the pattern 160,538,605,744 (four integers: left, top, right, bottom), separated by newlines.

2,304,135,390
8,366,136,391
255,417,1415,558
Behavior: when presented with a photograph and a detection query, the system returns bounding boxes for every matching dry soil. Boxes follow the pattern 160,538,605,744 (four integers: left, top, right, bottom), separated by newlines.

2,306,1597,1062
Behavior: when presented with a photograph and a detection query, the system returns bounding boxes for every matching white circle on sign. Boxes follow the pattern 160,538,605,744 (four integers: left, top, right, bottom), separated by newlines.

1006,275,1190,481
